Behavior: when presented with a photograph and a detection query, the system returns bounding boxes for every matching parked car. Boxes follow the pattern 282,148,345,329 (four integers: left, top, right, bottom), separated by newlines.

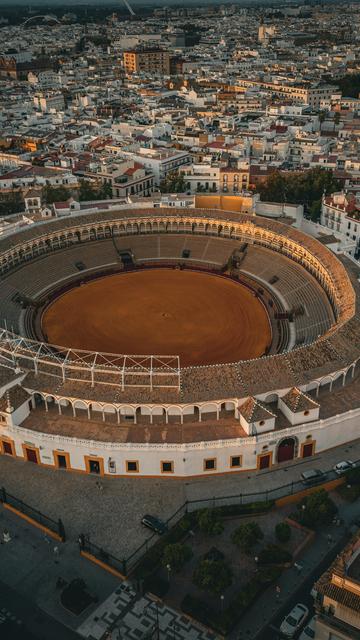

333,460,355,475
301,469,326,486
280,603,309,638
299,615,316,639
141,514,167,535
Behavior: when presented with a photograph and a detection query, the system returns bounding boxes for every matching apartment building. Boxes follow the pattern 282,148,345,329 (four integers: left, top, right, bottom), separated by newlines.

81,160,154,199
321,191,360,259
313,533,360,639
235,79,335,108
121,147,191,186
123,48,170,76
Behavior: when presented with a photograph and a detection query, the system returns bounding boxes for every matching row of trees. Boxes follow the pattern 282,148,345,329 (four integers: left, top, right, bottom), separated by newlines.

41,180,113,205
257,167,341,220
159,490,336,597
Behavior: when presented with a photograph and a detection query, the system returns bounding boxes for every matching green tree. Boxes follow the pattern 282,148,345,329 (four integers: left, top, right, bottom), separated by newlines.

275,522,291,543
162,543,193,573
0,190,24,215
78,179,99,202
97,181,113,200
296,489,337,528
193,559,232,595
231,522,264,554
160,170,188,193
257,168,340,216
42,184,69,204
329,73,360,98
197,509,224,536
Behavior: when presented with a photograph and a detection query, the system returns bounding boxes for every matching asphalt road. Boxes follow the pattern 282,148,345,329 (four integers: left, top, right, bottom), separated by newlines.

0,580,81,640
258,532,351,640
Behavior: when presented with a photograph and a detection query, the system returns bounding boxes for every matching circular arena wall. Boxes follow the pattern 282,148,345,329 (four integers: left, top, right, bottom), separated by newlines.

0,207,359,477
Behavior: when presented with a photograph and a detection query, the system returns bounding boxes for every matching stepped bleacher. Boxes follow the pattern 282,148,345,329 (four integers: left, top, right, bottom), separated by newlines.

240,245,334,344
0,234,335,349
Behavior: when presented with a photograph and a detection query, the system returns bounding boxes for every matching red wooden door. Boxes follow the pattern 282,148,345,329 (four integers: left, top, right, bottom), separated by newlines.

259,454,271,470
3,441,12,455
302,442,314,458
26,448,38,463
277,439,295,463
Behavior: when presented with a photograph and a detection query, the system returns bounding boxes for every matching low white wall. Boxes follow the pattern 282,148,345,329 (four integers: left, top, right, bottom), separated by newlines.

2,406,360,477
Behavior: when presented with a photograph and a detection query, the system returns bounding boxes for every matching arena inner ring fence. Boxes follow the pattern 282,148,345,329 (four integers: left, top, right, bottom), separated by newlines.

0,208,357,396
0,328,181,390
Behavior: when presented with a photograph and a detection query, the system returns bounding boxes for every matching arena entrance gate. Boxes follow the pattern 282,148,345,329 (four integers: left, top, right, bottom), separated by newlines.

277,438,296,463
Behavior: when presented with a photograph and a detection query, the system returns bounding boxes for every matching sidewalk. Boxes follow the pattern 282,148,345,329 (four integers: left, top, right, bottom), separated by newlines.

231,497,360,639
0,504,119,632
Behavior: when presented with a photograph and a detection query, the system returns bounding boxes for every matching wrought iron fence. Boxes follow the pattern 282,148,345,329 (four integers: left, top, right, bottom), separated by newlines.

0,486,66,541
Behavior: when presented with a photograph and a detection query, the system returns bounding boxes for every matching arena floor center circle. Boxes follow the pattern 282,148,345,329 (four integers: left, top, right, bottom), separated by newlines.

41,268,272,366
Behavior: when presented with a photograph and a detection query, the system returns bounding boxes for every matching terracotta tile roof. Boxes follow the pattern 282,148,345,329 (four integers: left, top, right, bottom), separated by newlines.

280,387,319,413
0,384,30,413
239,396,276,422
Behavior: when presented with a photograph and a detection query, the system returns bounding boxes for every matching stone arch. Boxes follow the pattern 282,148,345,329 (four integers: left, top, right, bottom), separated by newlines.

120,405,136,422
201,402,219,421
219,400,236,417
102,403,117,422
264,393,279,404
167,406,183,424
276,436,298,463
151,405,167,424
73,399,89,417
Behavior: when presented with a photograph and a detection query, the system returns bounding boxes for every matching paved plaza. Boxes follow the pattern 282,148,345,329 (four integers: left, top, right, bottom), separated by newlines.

0,437,360,559
77,585,218,640
0,505,118,633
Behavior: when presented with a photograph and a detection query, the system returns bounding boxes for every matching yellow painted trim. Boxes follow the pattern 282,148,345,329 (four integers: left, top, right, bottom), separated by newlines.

230,454,243,468
0,436,15,456
2,503,63,542
126,460,139,473
84,455,104,476
300,439,316,458
53,450,71,470
203,457,217,471
275,477,344,506
257,451,273,470
80,550,125,580
161,460,174,473
22,444,40,464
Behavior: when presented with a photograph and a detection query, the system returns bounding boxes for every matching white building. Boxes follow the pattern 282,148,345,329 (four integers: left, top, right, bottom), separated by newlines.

321,191,360,259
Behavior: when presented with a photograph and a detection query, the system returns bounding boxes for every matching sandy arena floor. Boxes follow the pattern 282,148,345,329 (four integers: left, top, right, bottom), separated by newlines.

42,269,272,366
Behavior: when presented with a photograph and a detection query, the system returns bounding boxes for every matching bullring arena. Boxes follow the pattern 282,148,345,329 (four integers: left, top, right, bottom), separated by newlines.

0,206,359,477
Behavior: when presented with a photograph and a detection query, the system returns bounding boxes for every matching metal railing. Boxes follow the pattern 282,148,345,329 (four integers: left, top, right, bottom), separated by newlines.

0,486,66,541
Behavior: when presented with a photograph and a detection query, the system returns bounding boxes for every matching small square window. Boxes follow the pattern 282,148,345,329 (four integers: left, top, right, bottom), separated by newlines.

126,460,139,473
161,461,173,473
204,458,216,471
230,455,242,468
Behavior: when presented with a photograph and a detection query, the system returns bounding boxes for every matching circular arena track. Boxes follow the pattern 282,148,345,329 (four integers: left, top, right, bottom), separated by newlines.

0,207,356,400
41,268,272,366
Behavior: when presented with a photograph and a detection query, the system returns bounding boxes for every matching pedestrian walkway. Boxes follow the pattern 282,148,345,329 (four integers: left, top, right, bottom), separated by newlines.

231,498,360,639
77,584,219,640
0,504,118,632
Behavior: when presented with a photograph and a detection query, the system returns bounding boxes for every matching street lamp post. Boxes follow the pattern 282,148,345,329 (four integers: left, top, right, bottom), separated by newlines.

166,563,171,584
220,594,224,613
144,601,160,640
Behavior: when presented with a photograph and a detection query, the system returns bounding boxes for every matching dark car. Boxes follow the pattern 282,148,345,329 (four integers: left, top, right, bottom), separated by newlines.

301,469,326,486
141,514,167,535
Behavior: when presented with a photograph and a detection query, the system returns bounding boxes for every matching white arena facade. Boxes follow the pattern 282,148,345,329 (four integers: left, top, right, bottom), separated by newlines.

0,206,359,478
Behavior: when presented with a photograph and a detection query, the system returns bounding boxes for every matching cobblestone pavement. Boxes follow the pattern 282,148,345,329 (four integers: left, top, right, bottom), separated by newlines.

0,437,359,558
77,584,218,640
0,456,186,557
